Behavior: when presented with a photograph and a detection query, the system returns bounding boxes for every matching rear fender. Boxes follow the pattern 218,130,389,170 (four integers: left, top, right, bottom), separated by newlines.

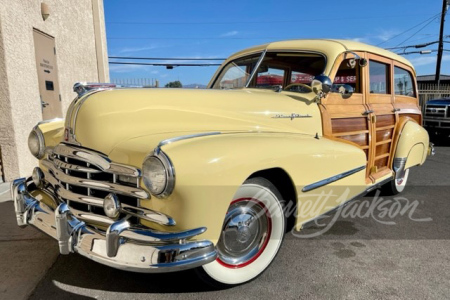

394,121,429,169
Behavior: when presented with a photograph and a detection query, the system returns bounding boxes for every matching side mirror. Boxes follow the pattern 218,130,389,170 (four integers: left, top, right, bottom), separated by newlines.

311,75,332,98
337,84,354,99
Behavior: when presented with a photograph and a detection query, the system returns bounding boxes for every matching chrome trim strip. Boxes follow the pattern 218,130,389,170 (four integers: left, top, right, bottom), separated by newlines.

53,144,141,177
157,132,221,150
52,183,175,226
42,160,149,199
393,157,407,180
245,49,267,88
302,165,366,192
51,157,103,173
301,176,393,229
37,118,64,125
68,87,109,145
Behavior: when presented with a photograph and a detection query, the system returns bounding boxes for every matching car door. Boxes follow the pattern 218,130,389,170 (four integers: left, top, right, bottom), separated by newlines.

364,55,397,182
319,52,374,182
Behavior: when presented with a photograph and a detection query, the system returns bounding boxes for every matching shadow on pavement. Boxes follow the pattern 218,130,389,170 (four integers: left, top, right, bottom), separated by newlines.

30,254,217,299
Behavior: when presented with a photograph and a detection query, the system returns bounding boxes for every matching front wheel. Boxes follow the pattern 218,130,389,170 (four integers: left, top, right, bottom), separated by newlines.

196,177,286,288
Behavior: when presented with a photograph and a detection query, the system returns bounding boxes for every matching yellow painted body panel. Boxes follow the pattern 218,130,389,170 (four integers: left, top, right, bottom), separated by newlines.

71,88,322,155
395,121,429,168
38,120,65,147
109,133,367,242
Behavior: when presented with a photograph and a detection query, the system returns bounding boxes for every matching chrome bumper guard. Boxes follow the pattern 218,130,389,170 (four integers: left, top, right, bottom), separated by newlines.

11,177,217,273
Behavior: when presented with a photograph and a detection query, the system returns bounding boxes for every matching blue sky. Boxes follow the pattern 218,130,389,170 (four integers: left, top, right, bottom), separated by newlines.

105,0,450,86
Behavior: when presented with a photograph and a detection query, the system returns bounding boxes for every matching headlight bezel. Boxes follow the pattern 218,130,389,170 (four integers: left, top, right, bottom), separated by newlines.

142,149,175,198
28,126,46,159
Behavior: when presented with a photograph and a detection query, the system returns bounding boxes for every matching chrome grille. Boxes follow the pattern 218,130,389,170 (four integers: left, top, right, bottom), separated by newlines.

42,144,174,227
425,105,448,118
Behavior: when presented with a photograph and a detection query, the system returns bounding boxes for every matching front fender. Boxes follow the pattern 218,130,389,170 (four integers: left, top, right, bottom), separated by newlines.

135,132,367,243
394,120,429,169
37,119,65,148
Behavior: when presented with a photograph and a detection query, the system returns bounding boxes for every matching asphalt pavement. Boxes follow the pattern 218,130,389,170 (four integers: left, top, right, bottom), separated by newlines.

2,142,449,300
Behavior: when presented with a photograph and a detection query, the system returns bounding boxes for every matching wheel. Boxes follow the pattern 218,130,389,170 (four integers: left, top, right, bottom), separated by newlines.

383,168,410,195
196,177,286,288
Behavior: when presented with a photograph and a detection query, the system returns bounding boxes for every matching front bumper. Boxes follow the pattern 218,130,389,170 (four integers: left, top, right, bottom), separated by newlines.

11,177,217,273
424,118,450,130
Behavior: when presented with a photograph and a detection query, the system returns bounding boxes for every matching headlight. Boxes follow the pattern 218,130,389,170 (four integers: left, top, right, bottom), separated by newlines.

28,127,45,159
142,150,175,198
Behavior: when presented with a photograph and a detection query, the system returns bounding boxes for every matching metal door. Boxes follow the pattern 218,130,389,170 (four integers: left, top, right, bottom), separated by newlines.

33,29,62,120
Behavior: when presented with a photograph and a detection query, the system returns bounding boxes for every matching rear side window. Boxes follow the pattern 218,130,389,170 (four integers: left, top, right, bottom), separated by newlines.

369,61,390,94
394,67,415,97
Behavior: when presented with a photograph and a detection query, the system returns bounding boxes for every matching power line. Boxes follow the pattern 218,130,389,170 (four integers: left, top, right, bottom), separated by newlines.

394,14,441,47
109,56,226,61
387,40,450,50
397,49,450,55
386,40,439,50
377,12,442,46
106,14,435,26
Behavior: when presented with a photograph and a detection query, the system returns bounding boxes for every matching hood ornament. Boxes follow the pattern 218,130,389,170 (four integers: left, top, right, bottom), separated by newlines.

272,113,312,120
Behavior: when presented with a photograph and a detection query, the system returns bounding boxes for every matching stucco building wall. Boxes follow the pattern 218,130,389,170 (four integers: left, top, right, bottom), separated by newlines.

0,0,109,182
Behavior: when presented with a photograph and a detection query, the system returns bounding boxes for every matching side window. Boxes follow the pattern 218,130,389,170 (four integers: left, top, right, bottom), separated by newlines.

394,67,415,97
213,53,261,89
369,61,390,94
216,64,250,89
332,59,361,94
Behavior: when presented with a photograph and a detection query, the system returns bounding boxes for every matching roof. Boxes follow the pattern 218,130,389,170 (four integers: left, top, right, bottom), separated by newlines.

417,74,450,82
226,39,415,75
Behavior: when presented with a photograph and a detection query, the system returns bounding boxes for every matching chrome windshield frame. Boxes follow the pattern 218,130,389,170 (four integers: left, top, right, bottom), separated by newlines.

211,50,328,90
245,49,267,88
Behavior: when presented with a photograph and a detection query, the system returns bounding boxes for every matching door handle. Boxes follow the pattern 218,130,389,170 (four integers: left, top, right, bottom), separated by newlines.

362,110,374,115
41,100,49,108
392,108,401,113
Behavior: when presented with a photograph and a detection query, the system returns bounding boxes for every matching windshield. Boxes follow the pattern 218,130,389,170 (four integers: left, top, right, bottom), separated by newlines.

212,51,326,92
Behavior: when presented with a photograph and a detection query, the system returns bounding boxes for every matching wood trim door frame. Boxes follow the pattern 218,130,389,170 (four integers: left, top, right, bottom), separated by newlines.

320,52,373,181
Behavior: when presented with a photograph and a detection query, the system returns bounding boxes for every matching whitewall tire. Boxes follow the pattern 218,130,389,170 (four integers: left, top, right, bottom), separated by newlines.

384,168,410,195
197,177,286,287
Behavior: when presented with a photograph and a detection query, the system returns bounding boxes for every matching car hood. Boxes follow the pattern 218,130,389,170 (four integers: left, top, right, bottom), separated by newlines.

67,88,321,155
426,99,450,106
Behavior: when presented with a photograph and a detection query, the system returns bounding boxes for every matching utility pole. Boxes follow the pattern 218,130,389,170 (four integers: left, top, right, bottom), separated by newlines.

435,0,449,86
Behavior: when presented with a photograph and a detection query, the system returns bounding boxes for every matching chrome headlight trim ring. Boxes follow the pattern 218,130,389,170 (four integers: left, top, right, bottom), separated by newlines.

143,149,175,199
28,126,46,159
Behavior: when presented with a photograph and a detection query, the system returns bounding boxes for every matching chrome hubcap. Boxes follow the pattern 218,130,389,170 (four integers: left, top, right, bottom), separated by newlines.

216,198,271,267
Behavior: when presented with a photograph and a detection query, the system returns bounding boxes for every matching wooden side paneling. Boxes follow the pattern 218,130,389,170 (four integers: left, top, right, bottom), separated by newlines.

376,143,391,156
375,156,389,169
376,128,393,141
331,117,369,134
376,114,395,128
400,113,422,124
337,133,368,146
